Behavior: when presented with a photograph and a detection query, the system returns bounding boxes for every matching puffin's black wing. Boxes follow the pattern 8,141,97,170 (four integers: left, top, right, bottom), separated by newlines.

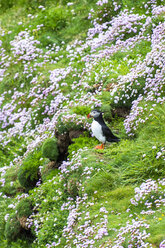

102,124,120,142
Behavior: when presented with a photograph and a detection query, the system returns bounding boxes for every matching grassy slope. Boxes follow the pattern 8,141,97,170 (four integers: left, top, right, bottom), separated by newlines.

0,0,165,247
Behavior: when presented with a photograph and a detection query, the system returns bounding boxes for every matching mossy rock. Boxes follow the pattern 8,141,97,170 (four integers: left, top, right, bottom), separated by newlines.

18,168,39,190
4,214,21,242
18,149,43,190
42,138,59,161
16,198,33,219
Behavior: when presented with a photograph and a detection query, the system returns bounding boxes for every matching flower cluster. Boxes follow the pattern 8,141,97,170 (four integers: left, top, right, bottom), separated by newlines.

49,67,73,90
130,179,165,215
152,5,165,17
62,195,109,248
122,23,165,135
87,10,146,51
159,240,165,248
96,0,108,6
30,149,109,248
113,219,151,248
10,31,42,61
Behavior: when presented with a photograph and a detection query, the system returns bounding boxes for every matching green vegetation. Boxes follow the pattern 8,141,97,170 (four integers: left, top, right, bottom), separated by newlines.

18,149,45,190
4,214,21,242
0,0,165,247
16,198,33,219
42,138,59,161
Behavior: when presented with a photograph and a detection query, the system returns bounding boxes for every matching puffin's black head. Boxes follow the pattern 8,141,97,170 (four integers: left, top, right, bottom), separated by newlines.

87,109,102,119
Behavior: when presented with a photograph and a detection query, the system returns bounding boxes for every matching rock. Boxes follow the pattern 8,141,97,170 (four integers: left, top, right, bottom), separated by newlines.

41,161,58,177
69,129,84,140
47,161,58,169
112,107,130,118
18,216,29,230
55,129,85,163
55,132,70,155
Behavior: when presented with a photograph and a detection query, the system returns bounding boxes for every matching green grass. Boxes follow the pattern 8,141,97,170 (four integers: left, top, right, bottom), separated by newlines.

0,0,165,247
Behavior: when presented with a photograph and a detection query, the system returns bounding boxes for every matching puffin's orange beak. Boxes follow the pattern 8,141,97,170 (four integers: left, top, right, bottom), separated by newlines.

87,113,91,119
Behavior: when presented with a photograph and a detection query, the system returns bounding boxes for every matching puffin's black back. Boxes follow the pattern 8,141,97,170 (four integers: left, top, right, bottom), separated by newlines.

102,125,120,142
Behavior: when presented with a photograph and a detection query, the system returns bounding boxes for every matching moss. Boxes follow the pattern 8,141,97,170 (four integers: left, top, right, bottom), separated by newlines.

4,214,21,242
16,198,33,219
18,149,43,190
18,168,39,190
42,138,59,161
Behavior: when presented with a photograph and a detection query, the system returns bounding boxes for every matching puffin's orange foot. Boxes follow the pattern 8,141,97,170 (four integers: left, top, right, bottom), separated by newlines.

95,144,105,150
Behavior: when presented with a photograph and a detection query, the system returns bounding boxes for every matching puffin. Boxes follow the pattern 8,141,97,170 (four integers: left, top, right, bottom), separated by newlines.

87,109,120,149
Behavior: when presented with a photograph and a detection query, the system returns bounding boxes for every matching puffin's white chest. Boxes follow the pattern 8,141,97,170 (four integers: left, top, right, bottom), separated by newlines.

91,120,106,143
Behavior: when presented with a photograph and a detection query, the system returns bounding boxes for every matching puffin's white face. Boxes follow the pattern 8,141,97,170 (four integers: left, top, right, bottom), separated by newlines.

89,110,101,118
